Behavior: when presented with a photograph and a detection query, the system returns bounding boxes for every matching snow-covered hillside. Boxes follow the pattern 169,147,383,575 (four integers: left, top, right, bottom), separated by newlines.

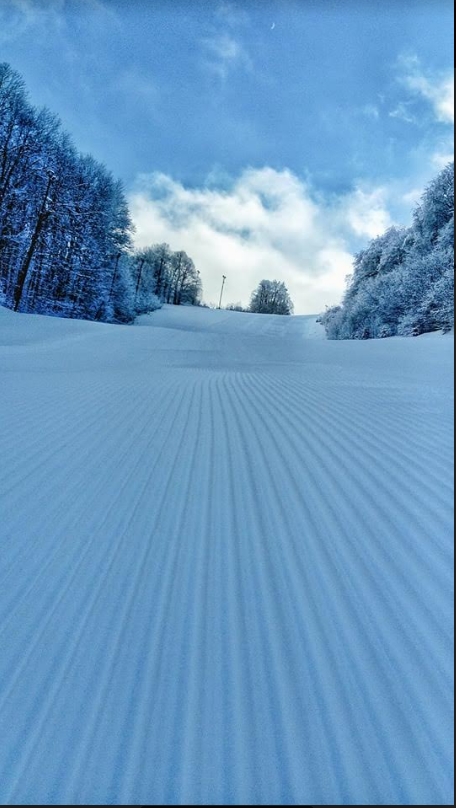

0,304,453,805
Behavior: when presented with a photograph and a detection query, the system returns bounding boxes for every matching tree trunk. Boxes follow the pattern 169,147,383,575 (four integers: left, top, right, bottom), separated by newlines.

13,173,54,312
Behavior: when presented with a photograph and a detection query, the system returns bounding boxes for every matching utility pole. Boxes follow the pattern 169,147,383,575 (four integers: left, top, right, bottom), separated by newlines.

218,275,226,309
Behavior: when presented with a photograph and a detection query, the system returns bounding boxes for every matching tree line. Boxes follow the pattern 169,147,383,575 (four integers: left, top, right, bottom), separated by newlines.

0,63,201,323
319,162,454,339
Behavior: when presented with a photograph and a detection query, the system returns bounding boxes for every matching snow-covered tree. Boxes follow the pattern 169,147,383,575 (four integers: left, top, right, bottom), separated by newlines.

0,63,135,323
249,280,294,315
320,162,454,339
413,163,454,253
129,242,202,311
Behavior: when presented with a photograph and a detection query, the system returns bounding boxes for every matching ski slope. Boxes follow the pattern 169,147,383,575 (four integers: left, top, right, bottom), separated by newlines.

0,303,453,805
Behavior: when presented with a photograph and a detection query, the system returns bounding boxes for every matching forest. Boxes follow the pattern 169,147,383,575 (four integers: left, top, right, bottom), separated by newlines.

0,63,201,323
319,162,454,338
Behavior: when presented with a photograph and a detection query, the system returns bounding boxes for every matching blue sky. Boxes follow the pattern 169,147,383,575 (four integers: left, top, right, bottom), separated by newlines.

0,0,454,312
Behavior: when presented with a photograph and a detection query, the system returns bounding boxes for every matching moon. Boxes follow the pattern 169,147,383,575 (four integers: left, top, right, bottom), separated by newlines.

271,22,276,30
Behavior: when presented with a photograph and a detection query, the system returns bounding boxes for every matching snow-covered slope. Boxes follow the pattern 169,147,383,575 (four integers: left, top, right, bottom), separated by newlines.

0,304,453,805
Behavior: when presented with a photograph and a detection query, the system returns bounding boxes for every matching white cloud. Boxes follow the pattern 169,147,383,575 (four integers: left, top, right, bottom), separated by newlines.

205,33,242,62
128,167,388,314
215,1,249,29
0,0,48,41
431,149,454,171
362,104,380,120
401,187,423,208
398,55,454,124
0,0,118,44
337,186,393,239
389,102,417,124
201,32,252,80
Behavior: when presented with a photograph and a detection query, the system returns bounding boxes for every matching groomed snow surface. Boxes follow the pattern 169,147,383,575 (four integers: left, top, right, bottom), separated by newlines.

0,303,453,805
